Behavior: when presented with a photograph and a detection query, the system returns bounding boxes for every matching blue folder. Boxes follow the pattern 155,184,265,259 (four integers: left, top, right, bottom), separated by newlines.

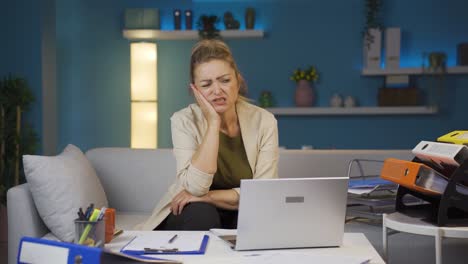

348,178,396,188
121,235,209,255
17,236,180,263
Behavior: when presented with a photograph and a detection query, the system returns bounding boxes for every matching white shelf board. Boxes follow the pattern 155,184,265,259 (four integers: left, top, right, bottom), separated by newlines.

362,66,468,76
123,29,264,40
265,106,438,116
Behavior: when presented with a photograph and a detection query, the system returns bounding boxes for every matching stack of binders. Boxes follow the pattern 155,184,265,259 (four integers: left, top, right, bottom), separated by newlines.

379,131,468,226
381,140,468,196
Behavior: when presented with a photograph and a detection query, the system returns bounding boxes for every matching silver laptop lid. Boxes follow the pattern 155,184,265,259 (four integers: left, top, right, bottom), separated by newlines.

235,177,348,251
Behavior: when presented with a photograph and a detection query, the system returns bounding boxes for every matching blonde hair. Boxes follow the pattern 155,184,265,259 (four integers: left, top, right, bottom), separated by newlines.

190,39,247,96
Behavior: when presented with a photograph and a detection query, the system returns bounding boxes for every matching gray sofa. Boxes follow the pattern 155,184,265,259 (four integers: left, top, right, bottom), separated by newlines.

7,148,413,264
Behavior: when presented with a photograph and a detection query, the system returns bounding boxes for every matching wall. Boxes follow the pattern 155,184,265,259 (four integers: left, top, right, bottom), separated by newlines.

0,0,43,153
52,0,468,151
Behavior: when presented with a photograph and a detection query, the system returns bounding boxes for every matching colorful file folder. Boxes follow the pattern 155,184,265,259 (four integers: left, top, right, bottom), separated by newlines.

412,141,468,168
17,236,181,264
380,158,468,196
437,130,468,146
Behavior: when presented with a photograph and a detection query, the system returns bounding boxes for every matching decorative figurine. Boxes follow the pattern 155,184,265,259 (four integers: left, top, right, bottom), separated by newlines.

330,93,343,107
174,9,181,30
344,95,357,107
185,10,193,30
223,11,240,30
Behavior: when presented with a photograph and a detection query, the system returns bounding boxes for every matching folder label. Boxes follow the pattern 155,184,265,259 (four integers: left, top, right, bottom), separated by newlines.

19,241,70,264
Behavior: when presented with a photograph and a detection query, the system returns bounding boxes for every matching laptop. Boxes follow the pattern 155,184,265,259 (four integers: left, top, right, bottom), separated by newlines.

217,177,349,251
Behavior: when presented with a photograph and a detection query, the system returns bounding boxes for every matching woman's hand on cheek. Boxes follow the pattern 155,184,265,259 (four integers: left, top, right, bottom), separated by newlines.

170,189,206,215
190,84,220,127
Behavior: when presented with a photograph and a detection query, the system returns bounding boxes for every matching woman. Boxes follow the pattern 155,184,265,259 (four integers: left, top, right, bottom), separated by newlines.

137,39,278,231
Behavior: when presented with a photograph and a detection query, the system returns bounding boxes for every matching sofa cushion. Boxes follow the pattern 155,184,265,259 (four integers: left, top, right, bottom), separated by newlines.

23,144,108,242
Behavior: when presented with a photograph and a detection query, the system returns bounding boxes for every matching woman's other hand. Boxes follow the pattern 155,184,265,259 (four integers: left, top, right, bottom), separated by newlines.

170,189,206,215
190,84,220,127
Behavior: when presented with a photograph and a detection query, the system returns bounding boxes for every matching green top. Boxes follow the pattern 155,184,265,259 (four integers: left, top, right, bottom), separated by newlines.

211,132,253,190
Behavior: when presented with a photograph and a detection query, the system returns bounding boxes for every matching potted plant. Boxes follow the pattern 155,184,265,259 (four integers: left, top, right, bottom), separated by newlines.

290,66,319,107
197,15,220,39
363,0,383,49
0,75,38,242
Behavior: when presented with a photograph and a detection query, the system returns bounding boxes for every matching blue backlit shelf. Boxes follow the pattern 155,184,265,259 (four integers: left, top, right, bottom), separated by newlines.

266,106,438,116
123,29,264,41
362,66,468,76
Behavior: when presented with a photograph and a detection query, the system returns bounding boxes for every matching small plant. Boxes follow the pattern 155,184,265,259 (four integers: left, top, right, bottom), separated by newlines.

197,15,220,39
290,66,319,83
363,0,383,49
0,75,38,205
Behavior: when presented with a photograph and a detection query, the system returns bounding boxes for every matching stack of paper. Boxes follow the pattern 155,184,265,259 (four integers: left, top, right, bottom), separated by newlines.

348,178,397,195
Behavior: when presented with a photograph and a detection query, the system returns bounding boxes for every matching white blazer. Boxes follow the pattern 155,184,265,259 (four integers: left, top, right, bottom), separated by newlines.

136,100,279,230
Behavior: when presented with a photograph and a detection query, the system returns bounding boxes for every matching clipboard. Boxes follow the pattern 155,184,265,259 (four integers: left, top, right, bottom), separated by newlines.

121,233,209,255
17,236,181,263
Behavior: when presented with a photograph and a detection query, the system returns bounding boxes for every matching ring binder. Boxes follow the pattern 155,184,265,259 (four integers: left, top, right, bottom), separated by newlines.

17,236,181,263
392,156,468,226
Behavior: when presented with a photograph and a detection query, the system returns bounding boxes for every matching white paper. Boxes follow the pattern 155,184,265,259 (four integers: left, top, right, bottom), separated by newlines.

122,232,205,252
209,228,237,236
348,188,377,195
188,252,371,264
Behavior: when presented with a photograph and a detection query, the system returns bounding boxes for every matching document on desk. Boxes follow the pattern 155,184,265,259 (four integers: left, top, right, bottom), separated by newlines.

209,228,237,236
348,178,397,195
121,232,208,255
189,252,371,264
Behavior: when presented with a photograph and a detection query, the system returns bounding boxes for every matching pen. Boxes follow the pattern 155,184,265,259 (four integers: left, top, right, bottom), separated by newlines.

168,234,178,243
144,247,178,254
78,208,86,220
97,207,107,221
113,229,124,238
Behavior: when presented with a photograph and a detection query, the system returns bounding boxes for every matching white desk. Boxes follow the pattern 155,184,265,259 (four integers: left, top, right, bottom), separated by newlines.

106,231,384,264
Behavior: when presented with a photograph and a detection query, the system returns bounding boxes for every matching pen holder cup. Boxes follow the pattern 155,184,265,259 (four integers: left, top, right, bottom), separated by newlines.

74,219,105,248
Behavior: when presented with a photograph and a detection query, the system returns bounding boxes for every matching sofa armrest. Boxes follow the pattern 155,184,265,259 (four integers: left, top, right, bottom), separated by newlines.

7,183,48,264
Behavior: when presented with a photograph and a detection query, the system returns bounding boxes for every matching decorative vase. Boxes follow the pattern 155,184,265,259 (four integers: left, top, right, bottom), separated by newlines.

185,10,193,30
295,80,315,107
428,52,446,71
344,95,357,107
329,93,343,107
258,90,275,108
173,9,181,30
245,7,255,29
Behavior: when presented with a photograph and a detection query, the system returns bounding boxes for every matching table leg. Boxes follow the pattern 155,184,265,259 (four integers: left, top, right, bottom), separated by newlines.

435,228,442,264
383,214,388,262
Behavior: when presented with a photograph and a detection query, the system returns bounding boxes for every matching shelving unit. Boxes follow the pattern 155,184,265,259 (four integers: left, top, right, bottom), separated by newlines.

266,106,438,116
362,66,468,76
123,29,264,41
